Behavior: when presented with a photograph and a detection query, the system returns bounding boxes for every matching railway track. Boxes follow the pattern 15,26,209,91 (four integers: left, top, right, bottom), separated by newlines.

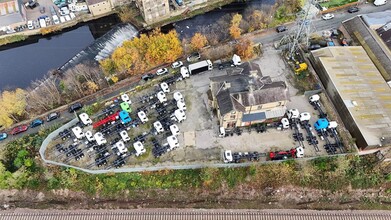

0,210,390,220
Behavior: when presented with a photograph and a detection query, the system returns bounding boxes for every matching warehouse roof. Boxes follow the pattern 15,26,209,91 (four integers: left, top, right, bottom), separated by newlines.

342,16,391,81
312,46,391,147
376,22,391,51
362,10,391,30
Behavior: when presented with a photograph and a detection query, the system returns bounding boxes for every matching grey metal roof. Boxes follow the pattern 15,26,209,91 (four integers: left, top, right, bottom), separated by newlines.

362,10,391,29
0,210,390,220
0,13,23,27
342,16,391,81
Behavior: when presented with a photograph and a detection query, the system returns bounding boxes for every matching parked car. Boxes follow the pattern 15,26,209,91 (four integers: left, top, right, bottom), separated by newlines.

171,61,183,68
69,102,83,113
141,73,155,81
47,112,60,122
309,44,321,50
0,133,7,141
347,7,359,13
186,52,201,62
276,25,288,33
39,6,45,14
322,13,334,20
10,125,28,135
156,68,168,76
30,119,44,128
27,20,34,30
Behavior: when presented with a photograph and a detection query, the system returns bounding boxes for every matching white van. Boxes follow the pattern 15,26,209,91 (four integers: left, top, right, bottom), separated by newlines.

52,15,60,25
39,19,46,28
374,0,387,6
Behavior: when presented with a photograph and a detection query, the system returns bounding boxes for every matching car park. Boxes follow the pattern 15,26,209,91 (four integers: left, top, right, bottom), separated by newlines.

142,73,155,81
322,13,334,20
69,102,83,113
156,68,168,76
186,52,201,62
11,125,28,135
160,82,170,93
46,112,60,122
347,6,359,13
0,133,7,141
171,61,183,68
276,25,287,33
30,119,44,128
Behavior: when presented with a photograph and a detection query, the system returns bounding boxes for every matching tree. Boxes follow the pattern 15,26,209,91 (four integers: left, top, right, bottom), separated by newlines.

190,33,208,51
229,14,243,39
0,88,27,127
248,10,269,32
99,59,117,76
104,29,183,76
235,39,254,60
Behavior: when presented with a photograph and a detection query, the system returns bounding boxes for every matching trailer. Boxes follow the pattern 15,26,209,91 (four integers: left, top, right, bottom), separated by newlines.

188,60,213,75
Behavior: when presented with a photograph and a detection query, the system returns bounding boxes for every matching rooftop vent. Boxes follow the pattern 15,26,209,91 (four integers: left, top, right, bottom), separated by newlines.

352,100,358,106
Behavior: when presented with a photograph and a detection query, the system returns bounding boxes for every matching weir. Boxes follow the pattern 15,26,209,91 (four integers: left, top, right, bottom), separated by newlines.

58,23,138,72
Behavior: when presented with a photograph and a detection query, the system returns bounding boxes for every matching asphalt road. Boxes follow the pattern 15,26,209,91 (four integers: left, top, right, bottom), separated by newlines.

2,3,391,145
253,3,391,45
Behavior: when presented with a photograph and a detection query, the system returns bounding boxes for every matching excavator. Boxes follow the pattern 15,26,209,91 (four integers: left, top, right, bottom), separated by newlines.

294,61,308,74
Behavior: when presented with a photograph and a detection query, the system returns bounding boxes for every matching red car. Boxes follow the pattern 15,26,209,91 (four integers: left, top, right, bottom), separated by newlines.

10,125,29,135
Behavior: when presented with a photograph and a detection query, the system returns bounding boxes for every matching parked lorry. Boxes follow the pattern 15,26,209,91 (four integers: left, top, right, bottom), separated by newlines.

269,146,304,160
188,60,213,75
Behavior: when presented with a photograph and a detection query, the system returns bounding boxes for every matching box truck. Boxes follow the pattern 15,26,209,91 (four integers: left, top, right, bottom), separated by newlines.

188,60,213,75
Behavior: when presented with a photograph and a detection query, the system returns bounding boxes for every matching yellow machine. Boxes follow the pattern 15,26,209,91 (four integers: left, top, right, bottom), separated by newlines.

294,62,308,74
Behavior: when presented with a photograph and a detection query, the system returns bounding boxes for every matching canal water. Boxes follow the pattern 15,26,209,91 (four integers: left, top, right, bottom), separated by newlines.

0,0,274,91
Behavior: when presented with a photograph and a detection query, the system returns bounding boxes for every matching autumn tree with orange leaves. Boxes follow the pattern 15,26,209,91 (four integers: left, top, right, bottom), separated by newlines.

229,13,242,39
235,39,254,60
190,33,208,51
101,29,183,75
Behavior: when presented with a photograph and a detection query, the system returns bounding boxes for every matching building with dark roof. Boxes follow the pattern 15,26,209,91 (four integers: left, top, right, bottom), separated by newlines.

376,22,391,52
341,14,391,82
209,62,289,129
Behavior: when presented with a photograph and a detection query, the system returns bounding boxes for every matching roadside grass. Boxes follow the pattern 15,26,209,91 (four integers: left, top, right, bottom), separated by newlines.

320,0,358,8
0,35,27,46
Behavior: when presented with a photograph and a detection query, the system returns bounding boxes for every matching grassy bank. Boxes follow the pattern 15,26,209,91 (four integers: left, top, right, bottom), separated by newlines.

320,0,358,8
0,35,27,46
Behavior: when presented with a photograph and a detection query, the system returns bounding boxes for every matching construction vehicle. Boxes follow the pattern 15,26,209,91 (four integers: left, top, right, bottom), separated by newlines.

294,62,308,74
269,146,304,160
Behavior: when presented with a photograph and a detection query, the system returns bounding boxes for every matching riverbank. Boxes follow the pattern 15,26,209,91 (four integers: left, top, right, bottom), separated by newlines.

0,11,116,47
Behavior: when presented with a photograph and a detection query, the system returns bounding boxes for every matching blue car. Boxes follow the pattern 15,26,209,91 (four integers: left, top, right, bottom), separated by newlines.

31,119,44,128
0,133,7,141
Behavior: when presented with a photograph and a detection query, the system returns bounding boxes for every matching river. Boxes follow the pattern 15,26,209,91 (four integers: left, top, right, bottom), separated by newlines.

0,0,274,91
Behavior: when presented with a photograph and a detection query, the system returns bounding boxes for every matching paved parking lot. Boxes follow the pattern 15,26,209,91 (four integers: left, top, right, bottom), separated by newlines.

44,47,341,170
